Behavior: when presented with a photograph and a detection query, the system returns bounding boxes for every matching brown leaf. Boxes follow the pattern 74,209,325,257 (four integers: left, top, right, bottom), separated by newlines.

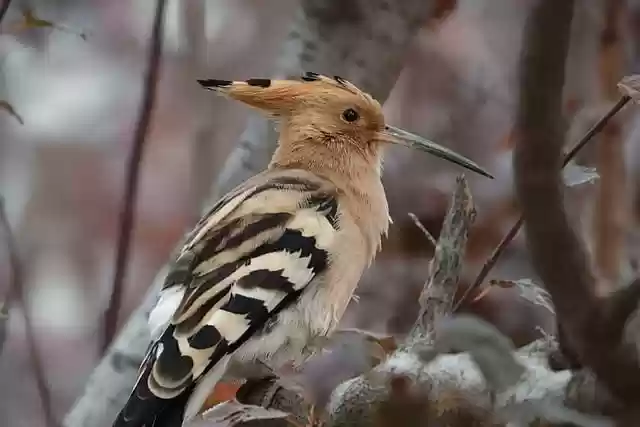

22,7,55,29
200,381,243,413
0,100,24,124
11,7,87,39
489,279,517,288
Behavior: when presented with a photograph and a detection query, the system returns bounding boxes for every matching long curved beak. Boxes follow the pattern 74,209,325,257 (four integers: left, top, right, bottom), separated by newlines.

380,125,493,179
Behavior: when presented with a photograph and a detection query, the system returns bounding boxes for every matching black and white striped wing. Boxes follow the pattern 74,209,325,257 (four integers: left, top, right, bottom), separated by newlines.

112,171,339,427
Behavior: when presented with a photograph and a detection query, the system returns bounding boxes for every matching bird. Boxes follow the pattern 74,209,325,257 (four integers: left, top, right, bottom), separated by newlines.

112,72,492,427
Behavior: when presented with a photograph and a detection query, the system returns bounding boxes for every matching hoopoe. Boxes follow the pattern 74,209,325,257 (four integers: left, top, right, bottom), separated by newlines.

112,72,492,427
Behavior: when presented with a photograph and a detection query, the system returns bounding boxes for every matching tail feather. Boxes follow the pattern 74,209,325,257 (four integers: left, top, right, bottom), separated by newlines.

112,354,232,427
112,350,190,427
183,354,231,423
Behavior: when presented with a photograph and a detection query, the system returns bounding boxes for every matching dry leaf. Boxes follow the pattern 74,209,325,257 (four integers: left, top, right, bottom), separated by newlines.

21,8,55,29
511,278,554,314
562,162,599,187
199,399,289,427
617,74,640,102
480,279,554,314
200,381,243,413
12,7,87,39
0,101,24,125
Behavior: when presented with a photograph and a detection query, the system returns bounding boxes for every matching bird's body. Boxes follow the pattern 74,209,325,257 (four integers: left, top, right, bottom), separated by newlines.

112,73,491,427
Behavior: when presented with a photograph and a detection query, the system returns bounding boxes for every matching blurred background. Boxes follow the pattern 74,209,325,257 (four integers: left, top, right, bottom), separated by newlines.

1,0,640,426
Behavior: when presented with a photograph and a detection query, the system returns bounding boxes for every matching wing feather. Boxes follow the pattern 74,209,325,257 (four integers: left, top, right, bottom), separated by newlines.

113,170,340,427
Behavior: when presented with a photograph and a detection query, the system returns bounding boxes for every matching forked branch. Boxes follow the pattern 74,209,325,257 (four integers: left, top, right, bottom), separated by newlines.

514,0,640,405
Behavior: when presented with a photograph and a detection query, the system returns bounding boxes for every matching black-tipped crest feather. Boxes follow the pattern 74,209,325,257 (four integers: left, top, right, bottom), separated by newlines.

197,79,232,89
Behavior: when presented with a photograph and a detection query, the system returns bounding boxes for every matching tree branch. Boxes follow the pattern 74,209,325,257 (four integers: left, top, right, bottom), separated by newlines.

0,198,56,427
413,175,475,338
101,0,167,353
0,0,13,25
462,95,631,307
514,0,640,406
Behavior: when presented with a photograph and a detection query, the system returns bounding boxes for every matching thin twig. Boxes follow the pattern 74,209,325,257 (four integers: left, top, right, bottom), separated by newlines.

101,0,167,353
408,212,437,248
455,95,631,311
0,198,57,427
0,0,13,25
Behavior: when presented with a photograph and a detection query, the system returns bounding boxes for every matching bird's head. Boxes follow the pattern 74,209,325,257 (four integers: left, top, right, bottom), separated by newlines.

198,72,493,179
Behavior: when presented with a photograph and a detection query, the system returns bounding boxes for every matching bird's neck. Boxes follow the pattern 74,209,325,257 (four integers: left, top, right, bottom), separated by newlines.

269,137,390,254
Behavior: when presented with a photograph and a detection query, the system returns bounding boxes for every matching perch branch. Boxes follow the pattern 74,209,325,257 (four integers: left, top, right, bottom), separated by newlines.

101,0,167,353
413,175,475,337
0,198,57,427
514,0,640,405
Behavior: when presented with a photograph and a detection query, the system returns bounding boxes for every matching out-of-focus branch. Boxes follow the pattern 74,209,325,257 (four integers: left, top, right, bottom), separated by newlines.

65,2,437,426
461,95,631,308
514,0,640,406
180,0,219,223
64,267,169,427
0,0,13,24
0,198,56,427
101,0,167,353
593,0,627,291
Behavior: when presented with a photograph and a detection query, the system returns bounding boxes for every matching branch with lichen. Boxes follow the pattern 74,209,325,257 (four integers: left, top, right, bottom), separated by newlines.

411,175,475,339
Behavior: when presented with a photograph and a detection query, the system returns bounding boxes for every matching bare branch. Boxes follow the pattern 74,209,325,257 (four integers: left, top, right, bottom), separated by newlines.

593,0,629,289
462,94,630,307
412,176,475,338
0,198,57,427
101,0,167,353
514,0,640,405
407,212,437,248
0,0,13,25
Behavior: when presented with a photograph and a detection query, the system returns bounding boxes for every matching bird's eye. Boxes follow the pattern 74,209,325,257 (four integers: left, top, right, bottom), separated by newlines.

342,108,359,123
